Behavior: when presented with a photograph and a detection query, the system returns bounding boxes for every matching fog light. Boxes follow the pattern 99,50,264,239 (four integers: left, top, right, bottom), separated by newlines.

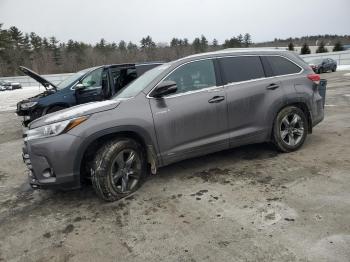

42,168,54,178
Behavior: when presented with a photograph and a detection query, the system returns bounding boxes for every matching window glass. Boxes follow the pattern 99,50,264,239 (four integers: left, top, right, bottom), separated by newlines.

219,56,265,84
114,64,170,99
267,56,302,76
81,68,103,90
163,59,216,94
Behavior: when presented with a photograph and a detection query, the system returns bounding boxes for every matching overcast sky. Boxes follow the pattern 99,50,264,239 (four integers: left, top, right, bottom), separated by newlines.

1,0,349,45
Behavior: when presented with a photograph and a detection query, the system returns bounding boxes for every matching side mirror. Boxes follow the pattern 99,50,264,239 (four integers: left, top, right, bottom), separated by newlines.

75,83,86,92
151,80,177,98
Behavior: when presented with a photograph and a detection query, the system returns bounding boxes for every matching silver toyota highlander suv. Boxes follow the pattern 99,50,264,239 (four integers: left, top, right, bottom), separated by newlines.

22,49,325,201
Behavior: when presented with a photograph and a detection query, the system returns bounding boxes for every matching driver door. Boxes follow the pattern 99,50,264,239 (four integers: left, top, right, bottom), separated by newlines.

149,59,229,165
75,68,109,104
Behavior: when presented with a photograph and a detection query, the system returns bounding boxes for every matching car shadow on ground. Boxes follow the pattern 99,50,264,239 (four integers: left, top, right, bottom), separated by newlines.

38,142,280,202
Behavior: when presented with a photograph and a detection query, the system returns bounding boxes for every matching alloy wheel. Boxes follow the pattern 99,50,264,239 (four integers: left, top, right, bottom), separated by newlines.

110,149,141,193
280,113,305,146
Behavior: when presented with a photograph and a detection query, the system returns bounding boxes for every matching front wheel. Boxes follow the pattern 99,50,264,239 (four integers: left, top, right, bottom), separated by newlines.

273,106,308,152
91,138,147,201
332,66,336,72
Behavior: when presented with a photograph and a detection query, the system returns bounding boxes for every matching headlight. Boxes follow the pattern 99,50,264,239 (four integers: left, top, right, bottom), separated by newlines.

25,116,88,141
21,102,38,109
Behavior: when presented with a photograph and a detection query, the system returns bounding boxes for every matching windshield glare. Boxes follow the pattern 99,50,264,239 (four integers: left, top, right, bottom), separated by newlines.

114,64,171,99
56,68,95,90
309,59,323,64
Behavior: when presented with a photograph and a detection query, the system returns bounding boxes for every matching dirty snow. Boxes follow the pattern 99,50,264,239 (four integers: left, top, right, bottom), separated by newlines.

0,86,43,112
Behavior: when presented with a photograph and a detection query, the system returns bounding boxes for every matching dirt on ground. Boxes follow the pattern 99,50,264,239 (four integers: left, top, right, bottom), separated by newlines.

0,71,350,262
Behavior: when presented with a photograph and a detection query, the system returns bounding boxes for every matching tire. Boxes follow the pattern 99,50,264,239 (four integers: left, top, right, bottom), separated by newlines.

332,66,336,72
273,106,308,153
46,106,66,114
318,68,323,74
91,138,147,201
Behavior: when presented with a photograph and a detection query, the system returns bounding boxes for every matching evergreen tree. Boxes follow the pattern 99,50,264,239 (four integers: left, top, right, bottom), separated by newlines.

333,41,344,52
200,35,208,51
127,41,138,52
192,37,201,53
29,32,42,50
8,26,24,48
237,34,243,45
118,40,127,52
212,38,218,47
170,38,179,47
223,36,241,48
243,33,252,47
300,43,311,54
49,36,61,65
288,42,294,51
140,36,156,50
316,41,328,53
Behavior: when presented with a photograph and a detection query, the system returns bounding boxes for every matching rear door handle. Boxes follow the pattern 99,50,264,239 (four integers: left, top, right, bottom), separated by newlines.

266,83,280,90
208,96,225,103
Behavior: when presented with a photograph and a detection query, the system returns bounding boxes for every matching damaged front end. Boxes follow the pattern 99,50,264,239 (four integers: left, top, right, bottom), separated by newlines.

16,90,55,125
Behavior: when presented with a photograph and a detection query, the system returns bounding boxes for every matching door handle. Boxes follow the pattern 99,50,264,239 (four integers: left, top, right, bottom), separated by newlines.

208,96,225,103
266,83,280,90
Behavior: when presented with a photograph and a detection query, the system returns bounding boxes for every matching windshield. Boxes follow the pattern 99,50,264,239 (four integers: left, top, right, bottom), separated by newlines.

56,67,96,90
114,64,170,99
309,59,323,64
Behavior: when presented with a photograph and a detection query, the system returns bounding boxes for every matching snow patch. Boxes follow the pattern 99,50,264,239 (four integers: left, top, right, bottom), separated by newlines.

0,86,43,112
337,65,350,71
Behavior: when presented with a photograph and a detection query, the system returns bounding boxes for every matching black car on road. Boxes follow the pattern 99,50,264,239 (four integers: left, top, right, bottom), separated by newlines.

309,58,337,74
16,62,162,126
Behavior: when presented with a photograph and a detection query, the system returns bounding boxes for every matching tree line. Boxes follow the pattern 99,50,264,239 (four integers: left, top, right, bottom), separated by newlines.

287,40,346,54
1,23,349,77
0,24,252,76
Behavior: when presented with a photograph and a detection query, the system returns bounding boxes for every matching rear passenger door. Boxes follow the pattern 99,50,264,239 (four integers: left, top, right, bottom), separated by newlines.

218,55,284,147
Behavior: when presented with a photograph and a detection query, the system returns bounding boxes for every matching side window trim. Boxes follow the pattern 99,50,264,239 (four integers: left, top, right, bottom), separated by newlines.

149,58,219,99
213,58,224,87
147,54,304,98
218,55,266,85
266,55,303,76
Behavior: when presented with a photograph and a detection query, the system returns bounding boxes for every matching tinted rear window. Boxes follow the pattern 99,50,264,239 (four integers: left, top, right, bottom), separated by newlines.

219,56,265,84
265,56,301,76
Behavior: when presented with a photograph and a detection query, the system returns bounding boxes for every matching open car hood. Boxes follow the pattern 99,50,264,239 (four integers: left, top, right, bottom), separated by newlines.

19,66,58,91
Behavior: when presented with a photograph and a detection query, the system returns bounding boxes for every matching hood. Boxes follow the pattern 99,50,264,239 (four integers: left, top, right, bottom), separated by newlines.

29,100,122,128
20,89,56,104
19,66,58,91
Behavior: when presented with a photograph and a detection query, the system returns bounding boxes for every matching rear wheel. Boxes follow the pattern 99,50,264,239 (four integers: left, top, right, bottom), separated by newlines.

273,106,308,152
91,138,147,201
332,66,336,72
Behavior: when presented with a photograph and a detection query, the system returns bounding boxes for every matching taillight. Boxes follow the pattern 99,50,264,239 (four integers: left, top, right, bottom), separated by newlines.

307,73,320,85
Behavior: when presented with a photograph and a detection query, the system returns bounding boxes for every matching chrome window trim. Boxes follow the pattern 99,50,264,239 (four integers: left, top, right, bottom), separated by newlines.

146,54,304,99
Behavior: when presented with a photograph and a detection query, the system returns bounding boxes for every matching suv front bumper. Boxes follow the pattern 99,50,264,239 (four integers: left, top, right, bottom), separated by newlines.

22,133,83,190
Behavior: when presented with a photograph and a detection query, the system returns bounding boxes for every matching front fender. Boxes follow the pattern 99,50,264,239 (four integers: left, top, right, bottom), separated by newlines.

72,125,161,175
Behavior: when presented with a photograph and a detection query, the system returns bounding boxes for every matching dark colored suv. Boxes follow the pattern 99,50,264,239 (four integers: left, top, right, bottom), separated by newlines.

22,49,325,201
16,63,162,126
308,58,337,74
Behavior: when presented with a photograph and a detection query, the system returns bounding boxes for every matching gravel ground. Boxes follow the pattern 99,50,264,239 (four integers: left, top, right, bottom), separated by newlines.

0,71,350,262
